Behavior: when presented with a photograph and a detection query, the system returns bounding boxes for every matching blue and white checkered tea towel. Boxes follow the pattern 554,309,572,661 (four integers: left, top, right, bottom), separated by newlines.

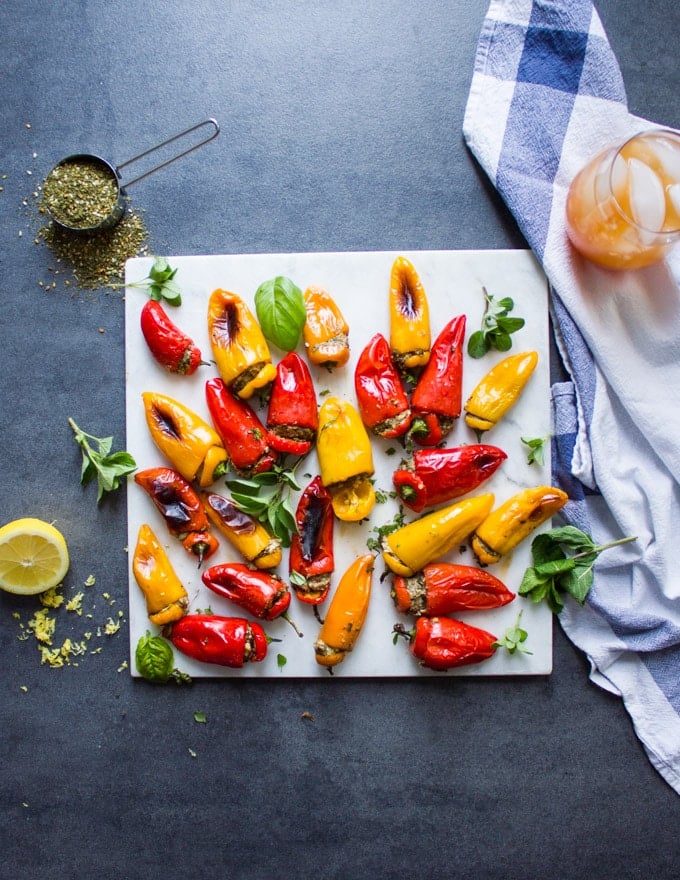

464,0,680,793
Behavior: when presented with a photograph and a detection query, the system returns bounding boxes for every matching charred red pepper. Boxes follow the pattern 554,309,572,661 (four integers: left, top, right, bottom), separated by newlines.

140,300,205,375
201,562,292,620
354,332,412,439
205,377,278,475
288,476,334,605
134,467,219,564
266,352,318,457
394,616,497,671
164,614,268,668
392,444,506,512
410,314,466,446
392,562,515,616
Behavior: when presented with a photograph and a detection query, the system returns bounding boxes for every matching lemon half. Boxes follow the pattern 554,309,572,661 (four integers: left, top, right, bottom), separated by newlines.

0,518,70,595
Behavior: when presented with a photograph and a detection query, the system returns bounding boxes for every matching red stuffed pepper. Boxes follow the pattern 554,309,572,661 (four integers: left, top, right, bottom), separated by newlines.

205,377,278,475
140,299,205,375
354,332,412,439
392,444,506,512
288,476,334,605
202,563,291,621
134,467,219,565
410,314,466,446
164,614,268,668
391,562,515,616
394,615,497,671
266,351,318,457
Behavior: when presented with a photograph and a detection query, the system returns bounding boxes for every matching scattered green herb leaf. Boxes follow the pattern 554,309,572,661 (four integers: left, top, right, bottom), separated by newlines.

467,287,525,358
277,653,287,672
366,509,406,553
226,464,301,547
254,276,306,351
193,711,207,724
522,435,550,466
519,526,637,613
122,255,181,305
492,611,532,655
69,417,137,503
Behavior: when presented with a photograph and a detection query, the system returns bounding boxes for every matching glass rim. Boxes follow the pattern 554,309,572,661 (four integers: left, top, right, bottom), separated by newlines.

608,127,680,236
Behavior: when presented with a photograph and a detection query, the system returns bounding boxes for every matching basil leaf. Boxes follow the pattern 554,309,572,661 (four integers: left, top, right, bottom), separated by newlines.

135,632,175,683
255,276,306,351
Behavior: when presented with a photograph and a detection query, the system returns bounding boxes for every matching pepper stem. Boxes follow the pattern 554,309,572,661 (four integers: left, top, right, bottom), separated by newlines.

313,606,325,625
392,622,415,644
283,613,304,638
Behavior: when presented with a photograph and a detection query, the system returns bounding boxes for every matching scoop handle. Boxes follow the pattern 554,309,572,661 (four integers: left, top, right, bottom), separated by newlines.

116,118,220,189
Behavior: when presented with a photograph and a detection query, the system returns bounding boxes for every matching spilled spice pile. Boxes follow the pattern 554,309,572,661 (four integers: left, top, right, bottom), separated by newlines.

37,206,149,289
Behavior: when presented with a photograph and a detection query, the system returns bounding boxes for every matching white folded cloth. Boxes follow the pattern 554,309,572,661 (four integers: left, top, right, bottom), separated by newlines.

464,0,680,793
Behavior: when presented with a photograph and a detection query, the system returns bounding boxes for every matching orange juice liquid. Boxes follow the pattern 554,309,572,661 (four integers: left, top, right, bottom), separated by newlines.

565,130,680,270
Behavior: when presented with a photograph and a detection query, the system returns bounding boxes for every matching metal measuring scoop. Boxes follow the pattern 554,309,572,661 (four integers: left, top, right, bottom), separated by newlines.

43,118,220,232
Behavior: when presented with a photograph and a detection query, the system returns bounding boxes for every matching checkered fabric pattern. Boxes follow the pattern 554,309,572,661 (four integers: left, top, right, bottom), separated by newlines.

464,0,680,793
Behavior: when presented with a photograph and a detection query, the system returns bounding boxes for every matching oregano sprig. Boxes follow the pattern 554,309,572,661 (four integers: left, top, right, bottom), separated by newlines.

521,434,551,466
467,287,525,358
69,418,137,503
519,526,637,613
492,611,532,655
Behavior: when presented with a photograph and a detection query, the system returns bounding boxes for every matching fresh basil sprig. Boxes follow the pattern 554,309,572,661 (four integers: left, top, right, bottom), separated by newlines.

123,255,182,305
467,287,525,358
135,632,191,684
225,465,301,547
519,526,636,613
68,418,137,503
254,276,306,351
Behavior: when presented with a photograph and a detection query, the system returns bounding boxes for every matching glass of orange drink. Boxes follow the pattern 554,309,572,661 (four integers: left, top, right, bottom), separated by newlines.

565,129,680,270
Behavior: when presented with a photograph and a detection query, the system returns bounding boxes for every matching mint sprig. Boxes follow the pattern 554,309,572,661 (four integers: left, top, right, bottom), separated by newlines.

519,526,636,613
467,287,525,358
69,418,137,503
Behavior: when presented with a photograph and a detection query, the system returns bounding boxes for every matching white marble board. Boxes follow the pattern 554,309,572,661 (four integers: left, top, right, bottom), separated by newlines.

124,250,553,678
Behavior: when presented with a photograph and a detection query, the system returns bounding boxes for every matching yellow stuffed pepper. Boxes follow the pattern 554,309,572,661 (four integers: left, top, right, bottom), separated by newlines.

142,391,228,487
132,524,189,626
302,286,350,369
472,486,568,565
382,494,495,577
317,396,375,522
389,255,431,372
208,288,277,399
202,491,282,570
464,350,538,437
314,553,374,669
